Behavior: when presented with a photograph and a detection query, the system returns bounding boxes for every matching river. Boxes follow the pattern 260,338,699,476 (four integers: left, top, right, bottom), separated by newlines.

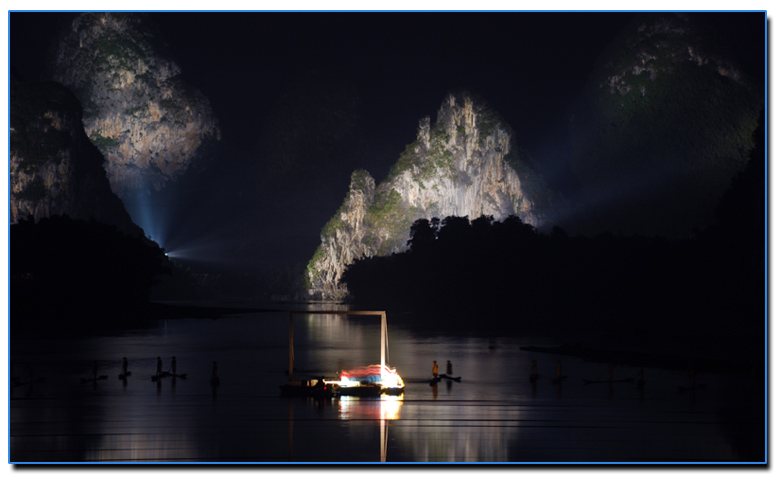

9,304,765,463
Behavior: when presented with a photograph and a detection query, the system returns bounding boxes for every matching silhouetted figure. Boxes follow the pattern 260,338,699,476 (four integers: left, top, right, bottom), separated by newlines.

93,361,98,380
446,360,453,375
552,360,567,384
171,357,177,376
530,360,539,382
679,368,706,394
432,360,439,378
211,361,220,387
122,357,128,376
156,357,162,377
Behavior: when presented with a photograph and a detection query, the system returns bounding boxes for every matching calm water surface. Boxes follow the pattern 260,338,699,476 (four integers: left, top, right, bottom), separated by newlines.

9,306,765,463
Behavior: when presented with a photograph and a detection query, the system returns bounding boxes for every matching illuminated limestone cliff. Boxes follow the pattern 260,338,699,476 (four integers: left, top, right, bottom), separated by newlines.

10,77,141,235
306,93,551,301
52,13,220,198
566,13,763,237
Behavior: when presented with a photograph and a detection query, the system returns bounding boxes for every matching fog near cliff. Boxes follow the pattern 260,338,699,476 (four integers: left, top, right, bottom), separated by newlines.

10,12,765,298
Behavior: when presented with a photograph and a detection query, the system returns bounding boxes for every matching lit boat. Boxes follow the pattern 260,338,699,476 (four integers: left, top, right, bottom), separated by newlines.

280,310,405,397
279,376,335,398
327,364,405,396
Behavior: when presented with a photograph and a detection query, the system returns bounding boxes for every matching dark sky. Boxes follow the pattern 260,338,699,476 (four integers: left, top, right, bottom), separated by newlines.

153,13,628,160
8,12,766,289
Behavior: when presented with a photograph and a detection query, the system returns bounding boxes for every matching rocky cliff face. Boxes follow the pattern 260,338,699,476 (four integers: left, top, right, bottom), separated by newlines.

10,77,142,235
51,13,220,198
306,93,550,301
566,13,763,237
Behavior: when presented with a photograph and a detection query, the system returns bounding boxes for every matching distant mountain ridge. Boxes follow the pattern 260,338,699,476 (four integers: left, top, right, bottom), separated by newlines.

305,93,554,301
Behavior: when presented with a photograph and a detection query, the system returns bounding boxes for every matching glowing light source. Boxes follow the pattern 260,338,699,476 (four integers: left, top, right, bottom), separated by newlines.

286,311,405,397
331,364,405,391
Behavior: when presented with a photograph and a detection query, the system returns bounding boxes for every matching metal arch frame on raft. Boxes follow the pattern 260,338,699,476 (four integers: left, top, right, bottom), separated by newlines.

287,310,389,381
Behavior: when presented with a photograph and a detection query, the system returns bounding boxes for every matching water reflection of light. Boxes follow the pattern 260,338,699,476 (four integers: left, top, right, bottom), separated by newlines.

338,395,404,421
305,313,362,345
338,395,404,462
85,432,196,461
302,312,393,375
392,402,522,462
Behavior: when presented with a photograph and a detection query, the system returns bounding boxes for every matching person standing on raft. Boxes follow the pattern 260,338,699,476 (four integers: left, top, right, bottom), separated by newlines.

156,357,163,378
432,360,439,378
171,357,177,376
446,360,453,376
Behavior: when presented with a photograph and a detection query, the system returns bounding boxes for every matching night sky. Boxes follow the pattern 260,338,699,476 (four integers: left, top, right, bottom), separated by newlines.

8,11,767,292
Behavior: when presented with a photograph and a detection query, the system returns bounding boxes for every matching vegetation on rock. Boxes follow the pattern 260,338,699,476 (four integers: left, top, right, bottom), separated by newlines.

52,12,220,197
567,13,763,237
305,92,552,300
10,76,141,234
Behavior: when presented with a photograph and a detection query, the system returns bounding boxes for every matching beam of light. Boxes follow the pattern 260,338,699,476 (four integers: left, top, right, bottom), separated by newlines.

546,159,709,236
161,233,254,267
122,186,175,248
162,243,224,264
124,181,278,270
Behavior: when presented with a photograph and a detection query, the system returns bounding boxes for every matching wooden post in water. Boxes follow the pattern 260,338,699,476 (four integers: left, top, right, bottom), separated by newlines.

288,311,294,381
381,312,386,370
